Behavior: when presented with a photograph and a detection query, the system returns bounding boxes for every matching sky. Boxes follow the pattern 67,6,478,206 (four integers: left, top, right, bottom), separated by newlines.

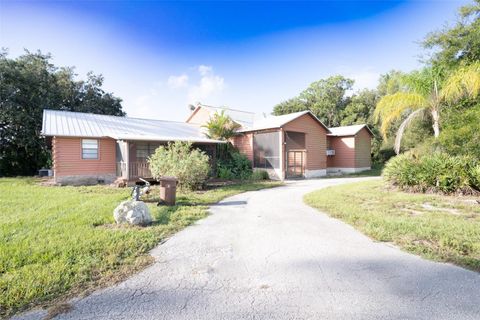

0,0,468,121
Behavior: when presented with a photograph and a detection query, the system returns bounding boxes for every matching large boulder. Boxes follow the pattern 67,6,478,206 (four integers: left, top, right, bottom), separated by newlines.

113,200,152,226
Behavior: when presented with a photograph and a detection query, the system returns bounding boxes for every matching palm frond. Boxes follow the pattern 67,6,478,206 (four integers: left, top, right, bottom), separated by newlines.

394,108,425,154
202,110,241,140
441,62,480,102
374,92,428,138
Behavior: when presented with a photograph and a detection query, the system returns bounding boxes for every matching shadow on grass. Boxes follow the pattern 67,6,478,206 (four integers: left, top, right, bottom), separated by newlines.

325,163,384,178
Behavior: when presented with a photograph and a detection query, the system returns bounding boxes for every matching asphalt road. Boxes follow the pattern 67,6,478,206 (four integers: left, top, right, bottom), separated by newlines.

14,177,480,320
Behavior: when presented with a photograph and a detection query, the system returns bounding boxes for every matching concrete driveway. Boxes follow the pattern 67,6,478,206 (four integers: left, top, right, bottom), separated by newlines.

15,177,480,320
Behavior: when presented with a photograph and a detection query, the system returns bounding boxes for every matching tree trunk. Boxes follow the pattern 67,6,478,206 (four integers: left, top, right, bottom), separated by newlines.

431,108,440,138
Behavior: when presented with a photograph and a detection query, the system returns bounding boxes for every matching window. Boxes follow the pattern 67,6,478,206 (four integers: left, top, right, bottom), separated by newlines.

136,142,161,160
82,139,98,159
285,131,305,150
253,131,280,169
136,143,149,160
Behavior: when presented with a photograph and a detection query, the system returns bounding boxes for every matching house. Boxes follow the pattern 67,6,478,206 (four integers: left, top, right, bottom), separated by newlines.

42,105,373,185
187,104,373,179
41,110,224,185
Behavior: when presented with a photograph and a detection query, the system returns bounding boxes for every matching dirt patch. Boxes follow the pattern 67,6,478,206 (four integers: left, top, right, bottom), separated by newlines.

460,199,480,205
422,203,460,215
44,303,73,320
36,177,57,187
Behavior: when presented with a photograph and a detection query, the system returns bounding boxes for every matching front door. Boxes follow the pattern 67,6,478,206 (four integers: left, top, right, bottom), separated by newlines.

286,150,305,178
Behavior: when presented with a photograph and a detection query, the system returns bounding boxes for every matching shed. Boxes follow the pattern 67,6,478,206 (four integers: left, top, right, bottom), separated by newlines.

326,124,374,174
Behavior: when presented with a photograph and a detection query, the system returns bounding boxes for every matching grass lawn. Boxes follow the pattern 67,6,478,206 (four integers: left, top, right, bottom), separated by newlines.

0,178,281,317
304,179,480,272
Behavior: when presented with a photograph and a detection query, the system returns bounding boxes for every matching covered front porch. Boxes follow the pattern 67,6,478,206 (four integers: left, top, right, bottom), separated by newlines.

115,140,217,181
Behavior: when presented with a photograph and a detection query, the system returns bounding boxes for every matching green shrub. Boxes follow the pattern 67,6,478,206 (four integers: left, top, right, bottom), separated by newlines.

148,142,210,190
217,150,253,180
468,164,480,191
373,146,396,165
383,152,478,194
217,166,235,180
252,170,270,180
439,103,480,157
383,153,421,187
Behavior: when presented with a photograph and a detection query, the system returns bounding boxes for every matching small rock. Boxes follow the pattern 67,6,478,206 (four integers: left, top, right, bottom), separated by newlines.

114,200,152,226
111,177,127,188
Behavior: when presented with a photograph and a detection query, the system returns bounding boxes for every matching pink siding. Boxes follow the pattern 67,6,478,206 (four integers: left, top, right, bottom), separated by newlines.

355,128,372,168
185,107,211,125
53,137,116,177
232,133,253,162
327,136,356,168
282,114,328,170
327,127,372,169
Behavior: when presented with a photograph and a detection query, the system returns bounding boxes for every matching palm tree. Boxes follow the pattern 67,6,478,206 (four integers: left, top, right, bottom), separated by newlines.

202,110,241,141
374,63,480,153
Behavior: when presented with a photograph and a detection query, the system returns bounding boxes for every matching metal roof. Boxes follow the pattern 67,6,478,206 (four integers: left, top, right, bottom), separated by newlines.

238,111,330,133
42,110,224,143
327,124,373,137
189,104,256,128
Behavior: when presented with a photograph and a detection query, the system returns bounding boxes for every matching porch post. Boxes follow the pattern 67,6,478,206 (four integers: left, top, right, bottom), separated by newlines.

124,140,130,180
279,128,285,180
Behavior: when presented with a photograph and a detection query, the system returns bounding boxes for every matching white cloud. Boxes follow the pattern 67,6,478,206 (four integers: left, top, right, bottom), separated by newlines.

197,65,213,76
129,65,226,120
188,66,225,103
167,74,189,89
168,65,226,103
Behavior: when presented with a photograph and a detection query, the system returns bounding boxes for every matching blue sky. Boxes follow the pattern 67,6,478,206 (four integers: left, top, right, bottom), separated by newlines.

0,0,467,120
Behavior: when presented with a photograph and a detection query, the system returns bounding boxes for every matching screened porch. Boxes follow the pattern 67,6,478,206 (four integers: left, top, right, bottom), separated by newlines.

115,140,216,181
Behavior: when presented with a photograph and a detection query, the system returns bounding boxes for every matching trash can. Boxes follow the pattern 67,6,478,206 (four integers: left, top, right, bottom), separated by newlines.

159,176,178,206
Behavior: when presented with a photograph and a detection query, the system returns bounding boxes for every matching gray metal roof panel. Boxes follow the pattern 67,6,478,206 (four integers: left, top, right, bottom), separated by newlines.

327,124,373,136
42,110,224,143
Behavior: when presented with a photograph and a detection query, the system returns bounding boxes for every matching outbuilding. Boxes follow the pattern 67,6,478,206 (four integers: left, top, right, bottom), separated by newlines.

326,124,374,174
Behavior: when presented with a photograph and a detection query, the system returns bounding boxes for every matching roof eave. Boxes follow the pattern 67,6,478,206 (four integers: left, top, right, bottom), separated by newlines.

327,134,355,137
362,125,375,136
185,105,202,123
41,133,225,144
279,111,331,133
237,126,280,133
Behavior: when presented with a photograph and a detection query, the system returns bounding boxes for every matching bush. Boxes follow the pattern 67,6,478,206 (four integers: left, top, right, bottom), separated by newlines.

148,142,210,190
217,149,253,180
373,146,396,164
468,164,480,191
383,152,479,194
439,103,480,157
251,170,270,180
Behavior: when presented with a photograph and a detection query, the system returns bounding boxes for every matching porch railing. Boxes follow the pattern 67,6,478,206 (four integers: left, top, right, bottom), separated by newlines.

116,161,152,180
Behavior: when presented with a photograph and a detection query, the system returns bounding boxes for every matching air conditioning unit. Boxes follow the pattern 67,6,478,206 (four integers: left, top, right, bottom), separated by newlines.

326,149,335,156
